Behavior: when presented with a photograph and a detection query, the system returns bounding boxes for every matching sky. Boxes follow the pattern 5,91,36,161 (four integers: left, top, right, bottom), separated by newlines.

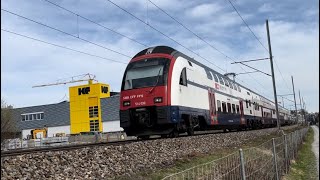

1,0,319,112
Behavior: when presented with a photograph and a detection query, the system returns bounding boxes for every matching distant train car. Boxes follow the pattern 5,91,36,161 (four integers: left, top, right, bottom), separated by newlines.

119,46,292,138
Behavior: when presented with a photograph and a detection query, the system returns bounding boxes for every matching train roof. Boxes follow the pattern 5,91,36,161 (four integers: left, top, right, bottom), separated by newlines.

132,45,289,111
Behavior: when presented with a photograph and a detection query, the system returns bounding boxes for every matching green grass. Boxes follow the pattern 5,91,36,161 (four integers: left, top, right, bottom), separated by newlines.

283,128,318,180
116,125,307,180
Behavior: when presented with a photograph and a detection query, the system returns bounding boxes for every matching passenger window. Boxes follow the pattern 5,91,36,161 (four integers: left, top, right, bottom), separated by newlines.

217,100,221,112
213,73,219,82
205,69,212,80
218,76,225,85
229,82,234,89
179,68,187,86
225,79,230,87
222,102,227,113
188,61,192,66
227,103,231,113
249,100,251,107
246,100,248,108
238,85,241,92
236,105,240,114
232,104,236,113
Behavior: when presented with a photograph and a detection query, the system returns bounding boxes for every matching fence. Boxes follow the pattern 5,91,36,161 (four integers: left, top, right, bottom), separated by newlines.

1,131,132,151
162,127,309,180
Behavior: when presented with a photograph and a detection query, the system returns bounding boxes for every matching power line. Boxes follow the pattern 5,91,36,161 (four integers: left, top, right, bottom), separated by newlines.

226,0,292,95
273,57,292,92
1,8,132,59
106,0,226,73
227,0,268,52
42,0,148,47
107,0,273,98
1,29,127,64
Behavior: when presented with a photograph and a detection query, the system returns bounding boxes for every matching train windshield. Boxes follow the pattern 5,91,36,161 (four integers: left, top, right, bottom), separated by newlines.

122,58,170,90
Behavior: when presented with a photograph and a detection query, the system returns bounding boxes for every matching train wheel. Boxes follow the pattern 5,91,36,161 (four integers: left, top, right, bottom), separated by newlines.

161,134,168,138
138,135,150,140
187,127,194,136
170,129,179,138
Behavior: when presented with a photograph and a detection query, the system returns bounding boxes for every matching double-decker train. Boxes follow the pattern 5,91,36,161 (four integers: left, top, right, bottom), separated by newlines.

119,46,293,138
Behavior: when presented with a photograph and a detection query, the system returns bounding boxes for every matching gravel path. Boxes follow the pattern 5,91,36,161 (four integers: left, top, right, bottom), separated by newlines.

311,125,319,176
1,126,297,179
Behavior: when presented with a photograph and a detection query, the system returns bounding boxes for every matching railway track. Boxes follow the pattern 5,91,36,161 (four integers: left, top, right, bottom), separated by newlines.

1,139,137,157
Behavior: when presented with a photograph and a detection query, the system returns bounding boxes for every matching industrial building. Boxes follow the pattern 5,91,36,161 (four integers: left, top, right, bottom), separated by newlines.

10,76,123,139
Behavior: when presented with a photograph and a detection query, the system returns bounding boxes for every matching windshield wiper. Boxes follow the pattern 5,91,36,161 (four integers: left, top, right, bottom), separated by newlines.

149,67,163,94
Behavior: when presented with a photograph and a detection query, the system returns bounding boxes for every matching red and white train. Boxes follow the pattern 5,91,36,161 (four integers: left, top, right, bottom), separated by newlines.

120,46,293,138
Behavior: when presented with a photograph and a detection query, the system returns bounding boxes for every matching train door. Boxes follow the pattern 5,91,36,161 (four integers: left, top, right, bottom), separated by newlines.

208,90,217,124
239,100,245,125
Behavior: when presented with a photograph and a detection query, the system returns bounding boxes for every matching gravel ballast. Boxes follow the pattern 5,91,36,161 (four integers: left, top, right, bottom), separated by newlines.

1,126,298,179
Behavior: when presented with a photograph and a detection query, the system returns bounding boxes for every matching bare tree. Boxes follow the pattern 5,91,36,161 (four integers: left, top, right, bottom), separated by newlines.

1,98,18,142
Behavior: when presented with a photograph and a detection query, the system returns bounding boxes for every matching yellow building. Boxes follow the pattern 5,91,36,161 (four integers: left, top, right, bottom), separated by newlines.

69,81,110,134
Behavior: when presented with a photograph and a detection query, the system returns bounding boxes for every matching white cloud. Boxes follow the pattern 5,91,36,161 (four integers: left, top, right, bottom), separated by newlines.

188,3,222,19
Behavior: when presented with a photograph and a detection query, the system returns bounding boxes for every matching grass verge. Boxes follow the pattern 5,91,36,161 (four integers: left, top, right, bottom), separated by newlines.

283,128,318,180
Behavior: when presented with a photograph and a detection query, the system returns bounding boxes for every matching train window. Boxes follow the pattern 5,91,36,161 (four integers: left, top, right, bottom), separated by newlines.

249,100,251,107
188,61,193,66
225,79,230,87
222,102,227,113
273,110,275,114
205,69,212,80
219,76,225,85
236,105,240,114
232,104,236,113
247,92,250,95
213,73,219,82
229,82,234,89
179,68,187,86
238,85,241,92
227,103,231,113
217,100,221,112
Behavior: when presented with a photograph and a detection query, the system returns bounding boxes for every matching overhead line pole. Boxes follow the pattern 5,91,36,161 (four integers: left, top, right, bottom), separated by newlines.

291,76,298,123
266,19,280,130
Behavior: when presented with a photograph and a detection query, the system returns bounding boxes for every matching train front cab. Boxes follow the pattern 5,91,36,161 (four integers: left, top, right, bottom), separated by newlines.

119,51,177,138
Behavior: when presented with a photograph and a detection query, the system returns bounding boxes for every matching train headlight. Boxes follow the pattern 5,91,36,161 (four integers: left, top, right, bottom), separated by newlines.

123,101,131,106
154,97,163,103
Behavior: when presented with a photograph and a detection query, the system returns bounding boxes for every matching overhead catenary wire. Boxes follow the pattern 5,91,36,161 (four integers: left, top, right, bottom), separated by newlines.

106,0,226,73
145,0,273,98
1,29,127,65
42,0,148,47
227,0,292,94
1,8,132,59
106,0,274,99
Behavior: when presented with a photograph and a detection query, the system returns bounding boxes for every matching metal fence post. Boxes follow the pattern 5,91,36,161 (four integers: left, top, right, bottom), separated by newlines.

284,134,288,174
272,138,279,180
239,148,246,180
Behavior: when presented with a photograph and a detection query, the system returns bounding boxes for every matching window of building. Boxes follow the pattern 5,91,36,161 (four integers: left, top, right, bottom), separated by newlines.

89,106,99,118
21,112,44,121
222,102,227,113
217,100,221,112
179,68,187,86
232,104,236,113
90,120,99,132
227,103,231,113
236,105,240,114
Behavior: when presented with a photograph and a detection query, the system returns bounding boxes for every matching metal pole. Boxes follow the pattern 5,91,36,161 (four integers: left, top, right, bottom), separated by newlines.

239,148,246,180
291,76,298,123
284,134,288,174
299,90,303,123
282,97,284,108
272,138,279,180
266,19,280,130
